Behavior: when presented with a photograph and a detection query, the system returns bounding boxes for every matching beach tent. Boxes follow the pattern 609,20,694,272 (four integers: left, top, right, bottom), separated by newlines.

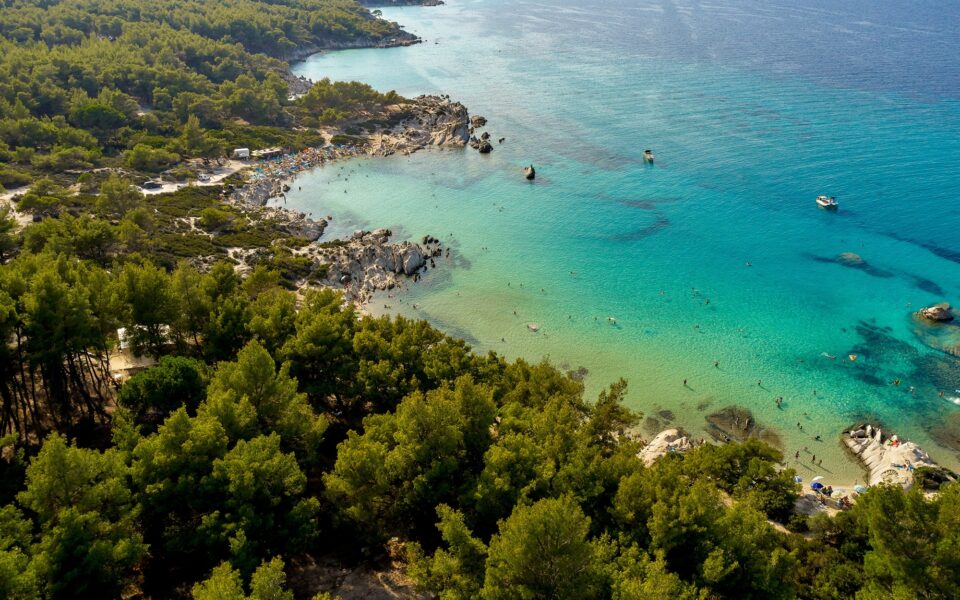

854,484,869,494
810,482,824,491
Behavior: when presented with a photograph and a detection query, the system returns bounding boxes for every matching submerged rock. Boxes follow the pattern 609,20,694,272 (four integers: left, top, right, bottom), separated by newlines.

836,252,864,267
910,306,960,357
705,406,781,447
929,413,960,453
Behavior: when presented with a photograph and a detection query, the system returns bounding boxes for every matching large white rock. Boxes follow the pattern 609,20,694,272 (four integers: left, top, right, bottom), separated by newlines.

638,429,693,466
843,428,935,489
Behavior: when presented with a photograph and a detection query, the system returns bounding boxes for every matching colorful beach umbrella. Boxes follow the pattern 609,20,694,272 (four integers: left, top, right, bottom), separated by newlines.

810,482,824,490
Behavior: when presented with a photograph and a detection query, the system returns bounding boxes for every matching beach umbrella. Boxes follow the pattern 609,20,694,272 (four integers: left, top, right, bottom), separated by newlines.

854,484,869,494
811,482,824,491
793,476,803,483
811,476,825,482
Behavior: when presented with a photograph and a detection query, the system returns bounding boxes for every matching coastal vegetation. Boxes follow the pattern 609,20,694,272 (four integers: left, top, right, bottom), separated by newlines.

0,0,959,598
0,0,410,192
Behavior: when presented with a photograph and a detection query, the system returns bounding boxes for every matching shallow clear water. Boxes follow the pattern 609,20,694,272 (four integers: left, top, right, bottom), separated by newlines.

287,0,960,482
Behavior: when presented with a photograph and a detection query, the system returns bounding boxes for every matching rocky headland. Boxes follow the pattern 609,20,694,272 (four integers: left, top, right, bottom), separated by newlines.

842,423,946,489
297,229,444,304
368,95,471,156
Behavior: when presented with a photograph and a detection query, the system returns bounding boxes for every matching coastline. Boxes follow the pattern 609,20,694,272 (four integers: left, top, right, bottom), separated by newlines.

221,94,472,306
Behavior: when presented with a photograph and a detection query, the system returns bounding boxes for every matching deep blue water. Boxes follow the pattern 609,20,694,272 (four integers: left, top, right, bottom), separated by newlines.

287,0,960,480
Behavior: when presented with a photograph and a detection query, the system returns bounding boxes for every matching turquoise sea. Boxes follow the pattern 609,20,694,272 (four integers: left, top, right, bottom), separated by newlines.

286,0,960,482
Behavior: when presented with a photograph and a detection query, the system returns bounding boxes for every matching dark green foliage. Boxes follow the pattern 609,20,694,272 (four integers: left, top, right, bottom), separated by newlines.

0,0,407,181
325,376,496,538
0,208,17,260
482,496,604,599
191,556,295,600
15,434,147,598
117,356,208,424
682,438,800,522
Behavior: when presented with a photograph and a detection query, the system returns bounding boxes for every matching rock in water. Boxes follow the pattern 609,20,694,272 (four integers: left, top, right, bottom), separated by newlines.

470,115,487,128
919,303,954,322
522,165,536,180
480,131,490,141
836,252,864,266
398,245,426,275
705,406,781,447
478,140,493,153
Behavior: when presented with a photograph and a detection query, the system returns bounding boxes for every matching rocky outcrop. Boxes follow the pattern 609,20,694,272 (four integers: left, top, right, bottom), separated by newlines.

843,424,936,489
467,114,498,154
919,303,954,322
637,429,693,466
523,165,536,180
301,229,442,303
280,214,327,241
230,178,283,207
369,95,470,156
420,97,470,147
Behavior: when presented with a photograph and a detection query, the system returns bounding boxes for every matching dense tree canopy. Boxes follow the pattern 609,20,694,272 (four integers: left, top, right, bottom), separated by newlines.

0,0,408,188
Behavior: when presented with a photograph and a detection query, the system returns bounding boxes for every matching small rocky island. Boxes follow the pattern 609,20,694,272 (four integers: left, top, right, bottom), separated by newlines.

918,302,954,322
